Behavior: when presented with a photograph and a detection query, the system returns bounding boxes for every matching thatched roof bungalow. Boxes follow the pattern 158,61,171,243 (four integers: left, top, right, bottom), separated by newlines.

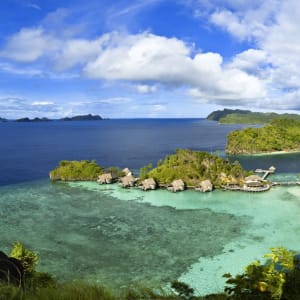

195,179,213,192
167,179,185,192
122,167,133,177
244,175,264,187
119,175,136,188
139,178,157,191
97,173,113,184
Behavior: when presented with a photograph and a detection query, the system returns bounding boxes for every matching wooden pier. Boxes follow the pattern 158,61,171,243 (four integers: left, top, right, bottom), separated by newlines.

255,166,276,180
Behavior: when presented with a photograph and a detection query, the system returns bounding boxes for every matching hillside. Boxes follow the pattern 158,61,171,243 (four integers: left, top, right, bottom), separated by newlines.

144,149,250,187
226,119,300,154
207,109,300,124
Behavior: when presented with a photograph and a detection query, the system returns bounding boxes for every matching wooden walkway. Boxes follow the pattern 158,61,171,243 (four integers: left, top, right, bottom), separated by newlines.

222,184,271,192
255,168,276,180
272,182,300,186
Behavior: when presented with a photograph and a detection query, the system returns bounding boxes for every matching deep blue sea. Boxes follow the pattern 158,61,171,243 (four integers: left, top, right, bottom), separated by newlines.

1,119,300,295
1,119,300,186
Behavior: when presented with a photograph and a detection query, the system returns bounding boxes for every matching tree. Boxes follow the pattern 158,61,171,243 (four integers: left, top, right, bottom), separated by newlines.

224,247,295,299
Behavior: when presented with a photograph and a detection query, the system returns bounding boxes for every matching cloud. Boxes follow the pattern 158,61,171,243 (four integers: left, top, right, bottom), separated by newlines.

27,3,41,10
84,32,265,102
229,49,268,74
0,97,61,118
136,84,157,94
0,28,58,62
53,36,108,70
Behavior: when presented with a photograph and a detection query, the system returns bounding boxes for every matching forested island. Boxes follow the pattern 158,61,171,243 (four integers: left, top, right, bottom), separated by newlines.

142,149,250,188
49,150,254,191
207,109,300,124
226,119,300,155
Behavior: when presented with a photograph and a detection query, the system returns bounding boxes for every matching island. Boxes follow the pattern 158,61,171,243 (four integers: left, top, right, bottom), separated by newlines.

50,150,272,192
0,117,7,122
207,109,300,124
15,117,51,122
142,149,251,189
226,119,300,155
60,114,102,121
49,160,104,181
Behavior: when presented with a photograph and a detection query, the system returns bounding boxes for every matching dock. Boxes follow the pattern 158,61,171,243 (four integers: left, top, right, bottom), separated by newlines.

255,166,276,180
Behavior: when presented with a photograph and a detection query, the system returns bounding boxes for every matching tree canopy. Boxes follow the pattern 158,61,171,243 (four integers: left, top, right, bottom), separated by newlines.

226,119,300,154
142,149,250,187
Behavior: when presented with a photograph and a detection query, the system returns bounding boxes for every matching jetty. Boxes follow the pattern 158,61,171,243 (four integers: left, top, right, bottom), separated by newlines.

255,166,276,180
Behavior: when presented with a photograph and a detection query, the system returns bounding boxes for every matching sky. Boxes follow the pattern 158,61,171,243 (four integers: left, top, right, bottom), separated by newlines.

0,0,300,118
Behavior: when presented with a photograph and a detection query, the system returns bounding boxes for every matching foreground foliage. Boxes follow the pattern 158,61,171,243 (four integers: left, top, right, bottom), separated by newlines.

142,149,250,187
1,244,300,299
49,160,103,181
226,119,300,154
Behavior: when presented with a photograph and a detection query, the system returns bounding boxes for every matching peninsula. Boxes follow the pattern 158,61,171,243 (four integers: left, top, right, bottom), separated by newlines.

207,109,300,124
226,119,300,155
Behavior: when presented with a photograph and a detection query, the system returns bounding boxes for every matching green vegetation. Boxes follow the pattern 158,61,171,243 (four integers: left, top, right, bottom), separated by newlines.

142,149,250,187
226,119,300,154
49,160,103,181
224,247,297,299
207,109,300,124
1,244,300,299
207,109,251,122
10,242,38,275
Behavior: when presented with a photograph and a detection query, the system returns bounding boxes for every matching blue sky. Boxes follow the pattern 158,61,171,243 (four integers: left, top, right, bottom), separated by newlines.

0,0,299,118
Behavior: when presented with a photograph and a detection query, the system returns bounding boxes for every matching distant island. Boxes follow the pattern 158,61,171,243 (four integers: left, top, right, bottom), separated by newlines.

207,109,300,124
0,117,7,122
13,114,103,122
60,114,102,121
16,117,51,122
226,119,300,155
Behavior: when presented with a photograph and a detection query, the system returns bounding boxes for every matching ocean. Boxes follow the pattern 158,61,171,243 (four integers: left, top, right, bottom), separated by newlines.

1,119,300,295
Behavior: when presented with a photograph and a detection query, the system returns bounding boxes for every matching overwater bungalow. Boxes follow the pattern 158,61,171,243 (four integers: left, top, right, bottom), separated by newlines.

97,173,114,184
195,179,213,192
244,175,264,188
167,179,185,192
139,178,157,191
119,175,136,188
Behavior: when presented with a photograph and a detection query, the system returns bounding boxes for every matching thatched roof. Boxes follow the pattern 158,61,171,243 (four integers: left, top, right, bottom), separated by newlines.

245,175,263,182
122,168,132,176
140,178,157,191
200,179,213,191
168,179,185,192
97,173,113,184
120,175,136,187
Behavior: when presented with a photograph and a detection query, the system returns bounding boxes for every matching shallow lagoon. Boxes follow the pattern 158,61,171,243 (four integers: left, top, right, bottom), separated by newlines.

1,177,300,295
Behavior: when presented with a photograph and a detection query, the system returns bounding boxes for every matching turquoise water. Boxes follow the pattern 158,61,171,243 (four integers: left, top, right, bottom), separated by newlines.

2,177,300,295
